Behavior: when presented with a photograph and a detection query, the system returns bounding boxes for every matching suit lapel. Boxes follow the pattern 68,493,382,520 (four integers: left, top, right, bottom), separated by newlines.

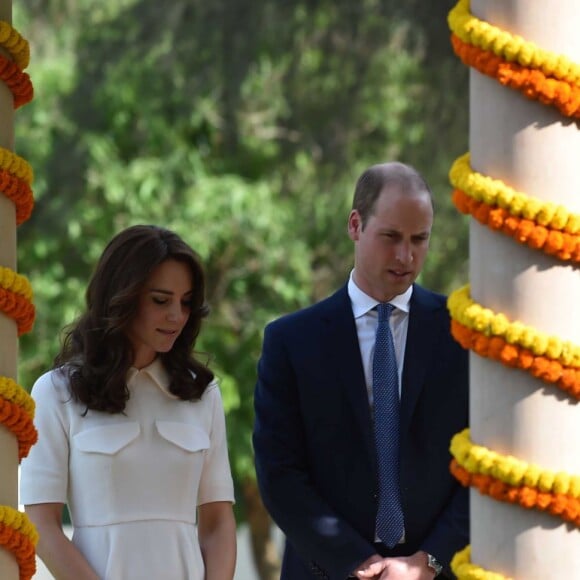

400,285,441,435
321,286,376,468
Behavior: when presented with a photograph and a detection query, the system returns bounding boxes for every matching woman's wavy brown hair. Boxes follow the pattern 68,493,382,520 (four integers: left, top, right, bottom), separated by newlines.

55,225,214,413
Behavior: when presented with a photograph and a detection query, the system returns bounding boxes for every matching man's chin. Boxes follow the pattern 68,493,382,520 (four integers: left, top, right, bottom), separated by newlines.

386,274,414,291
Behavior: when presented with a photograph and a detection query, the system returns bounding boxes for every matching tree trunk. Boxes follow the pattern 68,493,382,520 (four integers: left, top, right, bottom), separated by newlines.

241,478,281,580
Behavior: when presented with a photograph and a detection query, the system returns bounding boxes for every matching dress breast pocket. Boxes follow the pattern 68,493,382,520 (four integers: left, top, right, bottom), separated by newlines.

71,422,140,520
154,421,210,497
155,421,209,452
74,423,140,455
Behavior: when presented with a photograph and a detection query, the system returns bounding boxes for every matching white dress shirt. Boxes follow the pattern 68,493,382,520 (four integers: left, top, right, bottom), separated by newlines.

347,271,412,405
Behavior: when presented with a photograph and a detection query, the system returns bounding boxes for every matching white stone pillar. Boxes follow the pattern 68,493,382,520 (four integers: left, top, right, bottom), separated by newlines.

470,0,580,577
0,0,22,577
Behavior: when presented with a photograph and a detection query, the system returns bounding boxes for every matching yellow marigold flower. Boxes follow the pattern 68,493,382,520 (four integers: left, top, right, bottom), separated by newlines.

519,329,536,351
0,266,34,300
509,463,528,486
468,443,484,461
545,338,563,360
553,473,571,495
531,334,549,356
523,466,542,488
567,214,580,233
497,188,514,208
464,457,480,474
0,146,34,183
504,321,524,344
537,471,555,493
534,207,550,226
522,198,542,220
480,185,496,206
472,313,489,333
480,454,496,474
569,477,580,498
490,314,510,336
493,457,516,482
0,377,35,415
510,197,526,215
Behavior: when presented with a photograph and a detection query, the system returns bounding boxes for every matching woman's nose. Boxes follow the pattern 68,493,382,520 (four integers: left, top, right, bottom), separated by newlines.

166,303,185,322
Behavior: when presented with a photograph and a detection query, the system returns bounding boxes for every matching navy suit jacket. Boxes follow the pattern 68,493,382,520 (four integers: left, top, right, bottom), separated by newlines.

253,283,469,579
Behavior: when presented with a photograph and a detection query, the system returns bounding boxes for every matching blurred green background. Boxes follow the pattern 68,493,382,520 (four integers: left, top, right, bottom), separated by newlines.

15,1,469,577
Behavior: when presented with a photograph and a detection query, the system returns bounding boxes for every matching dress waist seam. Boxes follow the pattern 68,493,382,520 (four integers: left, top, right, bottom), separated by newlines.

74,517,197,528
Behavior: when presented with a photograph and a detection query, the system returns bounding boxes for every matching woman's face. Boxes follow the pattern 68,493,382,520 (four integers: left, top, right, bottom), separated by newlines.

126,259,194,369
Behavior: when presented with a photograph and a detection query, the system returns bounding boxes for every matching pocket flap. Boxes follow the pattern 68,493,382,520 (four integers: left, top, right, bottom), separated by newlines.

155,421,210,452
74,422,140,455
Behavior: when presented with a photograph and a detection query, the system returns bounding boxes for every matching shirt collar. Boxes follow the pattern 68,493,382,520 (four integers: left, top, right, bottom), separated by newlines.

347,270,413,319
127,358,177,398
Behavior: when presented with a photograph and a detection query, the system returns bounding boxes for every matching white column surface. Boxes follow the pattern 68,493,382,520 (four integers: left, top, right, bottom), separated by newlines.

0,1,23,578
468,1,580,578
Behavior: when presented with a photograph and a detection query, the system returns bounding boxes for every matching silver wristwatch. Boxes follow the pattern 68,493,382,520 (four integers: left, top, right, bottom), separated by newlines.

427,553,443,577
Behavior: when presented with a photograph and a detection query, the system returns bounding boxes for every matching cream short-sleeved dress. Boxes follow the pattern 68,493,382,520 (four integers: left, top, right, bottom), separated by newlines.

20,359,235,580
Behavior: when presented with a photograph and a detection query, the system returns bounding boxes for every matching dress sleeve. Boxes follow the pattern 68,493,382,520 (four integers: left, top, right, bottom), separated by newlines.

20,370,71,505
197,382,235,506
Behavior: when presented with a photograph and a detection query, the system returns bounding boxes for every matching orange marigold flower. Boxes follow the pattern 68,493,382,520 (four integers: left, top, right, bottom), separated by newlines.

499,344,520,366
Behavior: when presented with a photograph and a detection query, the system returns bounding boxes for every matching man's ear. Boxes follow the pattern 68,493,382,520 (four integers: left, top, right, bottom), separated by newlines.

348,210,361,241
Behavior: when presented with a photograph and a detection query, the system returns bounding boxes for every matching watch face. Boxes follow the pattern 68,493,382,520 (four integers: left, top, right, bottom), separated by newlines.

428,554,443,575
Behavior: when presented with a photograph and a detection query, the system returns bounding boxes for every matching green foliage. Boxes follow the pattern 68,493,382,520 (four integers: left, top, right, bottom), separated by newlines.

14,0,469,516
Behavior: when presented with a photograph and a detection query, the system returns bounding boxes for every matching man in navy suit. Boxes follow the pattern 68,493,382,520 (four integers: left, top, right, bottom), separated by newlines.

253,162,469,579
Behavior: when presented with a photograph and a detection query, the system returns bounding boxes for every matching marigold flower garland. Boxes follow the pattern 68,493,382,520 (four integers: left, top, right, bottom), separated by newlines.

452,461,580,528
0,168,33,225
448,0,580,84
451,430,580,528
451,546,511,580
0,377,37,461
449,153,580,235
0,147,34,184
0,146,34,225
448,285,580,368
448,287,580,397
0,21,30,69
0,266,35,336
0,507,38,580
451,319,580,399
452,189,580,263
0,19,38,580
451,34,580,120
0,54,33,109
451,429,580,496
0,21,33,110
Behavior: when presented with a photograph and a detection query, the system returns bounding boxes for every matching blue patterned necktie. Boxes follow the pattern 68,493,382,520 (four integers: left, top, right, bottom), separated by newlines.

373,303,404,548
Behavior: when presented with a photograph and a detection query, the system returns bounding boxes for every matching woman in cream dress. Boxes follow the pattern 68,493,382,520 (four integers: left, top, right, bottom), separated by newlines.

20,225,236,580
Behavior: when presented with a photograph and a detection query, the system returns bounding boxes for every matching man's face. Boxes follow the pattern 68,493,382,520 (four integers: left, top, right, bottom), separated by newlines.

348,186,433,302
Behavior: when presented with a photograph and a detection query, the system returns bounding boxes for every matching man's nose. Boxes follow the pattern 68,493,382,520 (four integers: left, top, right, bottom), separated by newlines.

396,242,413,264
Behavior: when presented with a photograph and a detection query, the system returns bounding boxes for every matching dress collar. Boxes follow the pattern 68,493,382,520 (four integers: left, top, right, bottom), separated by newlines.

127,358,177,398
